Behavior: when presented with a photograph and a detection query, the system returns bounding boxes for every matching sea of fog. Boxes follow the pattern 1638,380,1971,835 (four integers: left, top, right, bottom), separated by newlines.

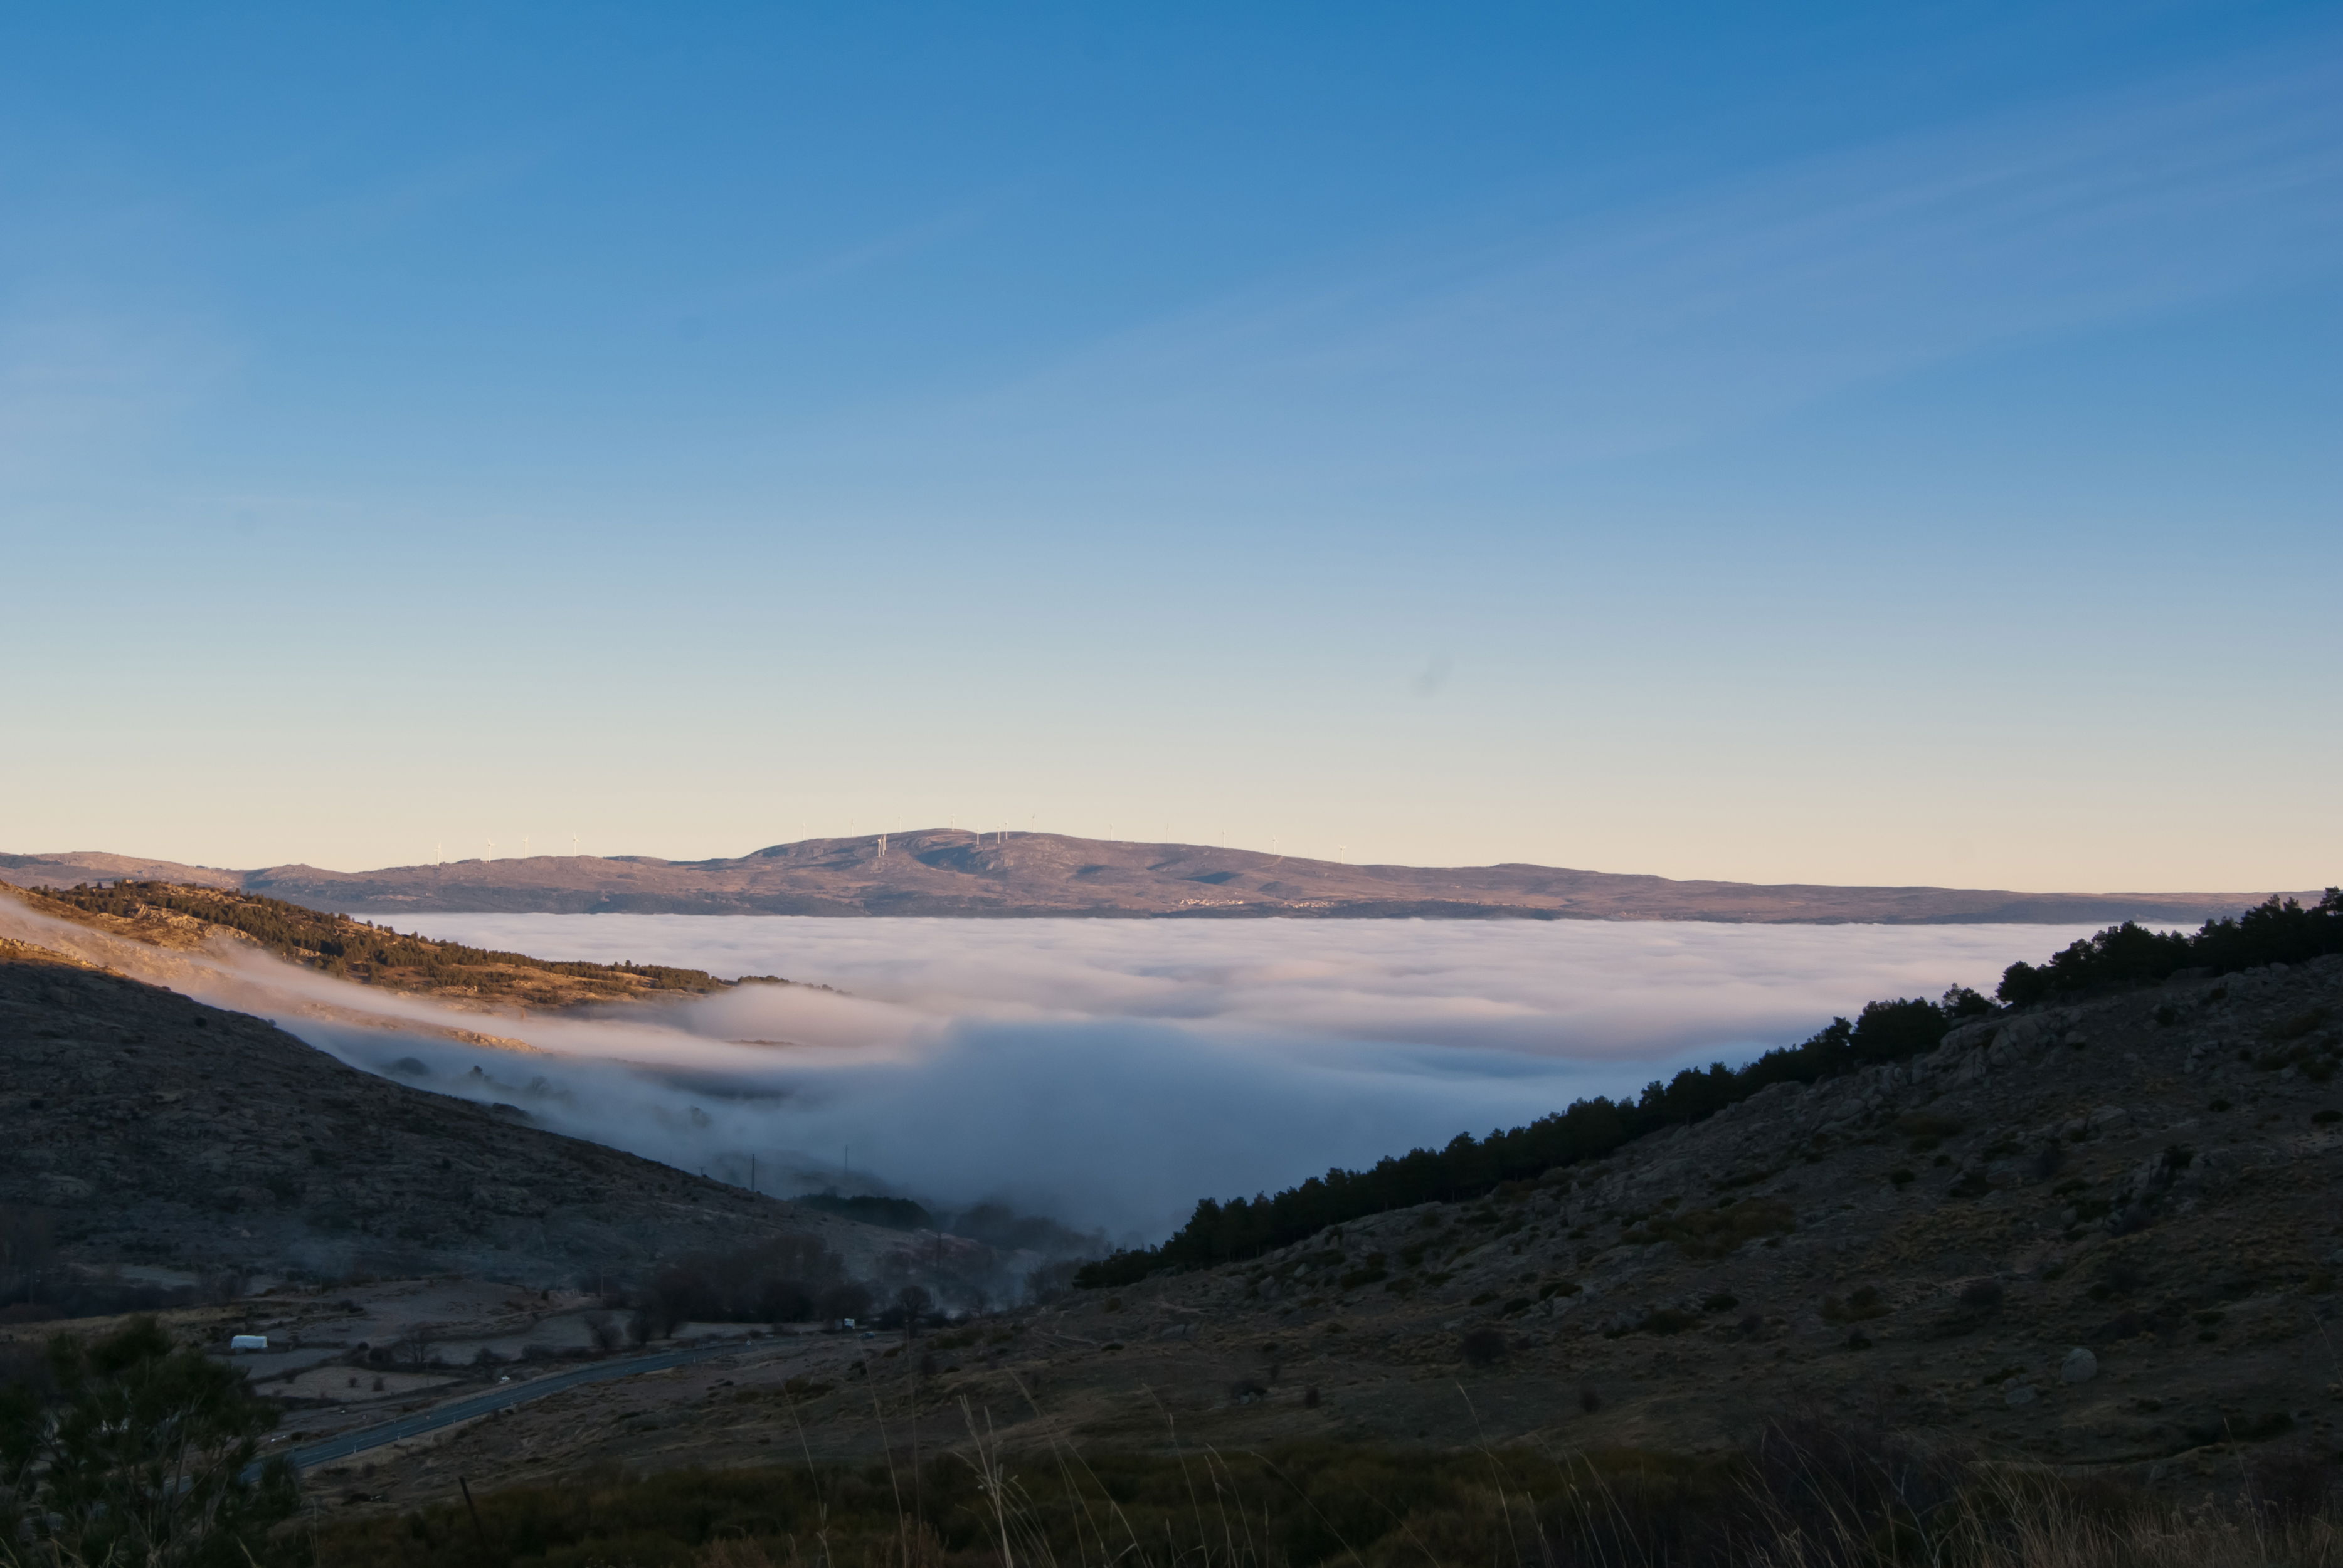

374,915,2105,1243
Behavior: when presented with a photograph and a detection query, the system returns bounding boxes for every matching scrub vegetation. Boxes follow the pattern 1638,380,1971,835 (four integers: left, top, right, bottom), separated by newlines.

1080,990,1989,1284
29,881,754,1007
795,1194,939,1231
0,1316,298,1567
1082,892,2342,1286
311,1416,2343,1568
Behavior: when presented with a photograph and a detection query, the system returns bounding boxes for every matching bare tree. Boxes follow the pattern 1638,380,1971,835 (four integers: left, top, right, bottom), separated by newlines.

581,1310,623,1354
895,1284,932,1344
395,1322,440,1368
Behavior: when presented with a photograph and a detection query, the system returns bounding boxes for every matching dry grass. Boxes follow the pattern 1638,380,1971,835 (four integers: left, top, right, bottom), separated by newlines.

305,1406,2343,1568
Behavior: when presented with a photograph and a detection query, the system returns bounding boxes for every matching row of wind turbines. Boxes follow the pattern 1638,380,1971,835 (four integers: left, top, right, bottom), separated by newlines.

434,825,1347,866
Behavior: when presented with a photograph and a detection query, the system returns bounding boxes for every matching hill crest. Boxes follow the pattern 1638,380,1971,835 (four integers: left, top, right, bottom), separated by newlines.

0,832,2295,925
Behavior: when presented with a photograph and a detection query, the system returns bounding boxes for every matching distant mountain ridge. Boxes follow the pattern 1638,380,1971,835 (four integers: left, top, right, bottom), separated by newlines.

0,834,2298,925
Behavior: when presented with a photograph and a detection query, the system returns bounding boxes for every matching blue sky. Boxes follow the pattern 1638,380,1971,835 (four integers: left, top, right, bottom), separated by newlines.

4,2,2337,890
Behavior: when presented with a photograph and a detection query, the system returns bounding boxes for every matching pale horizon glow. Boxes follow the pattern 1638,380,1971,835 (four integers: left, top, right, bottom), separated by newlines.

8,831,2319,899
1,4,2335,891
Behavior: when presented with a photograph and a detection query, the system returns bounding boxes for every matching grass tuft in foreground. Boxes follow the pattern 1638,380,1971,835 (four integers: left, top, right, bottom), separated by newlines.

310,1414,2343,1568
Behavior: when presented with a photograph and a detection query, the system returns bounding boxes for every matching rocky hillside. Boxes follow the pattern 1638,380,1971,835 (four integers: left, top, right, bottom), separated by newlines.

0,835,2280,923
957,952,2342,1466
0,934,870,1288
314,946,2343,1520
313,944,2343,1521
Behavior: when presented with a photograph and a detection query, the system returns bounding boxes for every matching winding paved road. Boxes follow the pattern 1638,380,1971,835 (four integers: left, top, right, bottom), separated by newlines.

269,1339,788,1472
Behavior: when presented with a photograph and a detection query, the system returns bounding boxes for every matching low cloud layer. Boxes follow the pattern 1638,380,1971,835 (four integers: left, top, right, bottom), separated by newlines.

1,898,2118,1240
410,913,2105,1054
376,914,2107,1239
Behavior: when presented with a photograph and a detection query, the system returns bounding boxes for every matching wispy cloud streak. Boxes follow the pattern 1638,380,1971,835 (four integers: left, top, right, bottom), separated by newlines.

893,43,2343,485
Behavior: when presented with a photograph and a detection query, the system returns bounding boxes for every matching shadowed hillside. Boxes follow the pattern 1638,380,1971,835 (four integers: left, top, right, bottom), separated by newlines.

0,934,854,1286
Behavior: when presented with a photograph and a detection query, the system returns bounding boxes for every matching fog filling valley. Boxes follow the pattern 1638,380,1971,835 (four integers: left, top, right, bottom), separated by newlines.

371,915,2122,1243
1,902,2119,1245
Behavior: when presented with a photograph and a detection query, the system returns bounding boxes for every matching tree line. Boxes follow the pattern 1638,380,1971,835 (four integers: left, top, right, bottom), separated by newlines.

622,1235,872,1337
1994,887,2341,1005
1077,890,2339,1288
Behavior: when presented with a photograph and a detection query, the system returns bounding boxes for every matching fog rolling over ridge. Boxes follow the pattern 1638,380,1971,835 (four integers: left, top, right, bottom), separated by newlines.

0,894,2116,1240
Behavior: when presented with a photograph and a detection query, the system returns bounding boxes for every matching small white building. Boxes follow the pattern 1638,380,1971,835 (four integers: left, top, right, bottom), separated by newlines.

229,1335,268,1353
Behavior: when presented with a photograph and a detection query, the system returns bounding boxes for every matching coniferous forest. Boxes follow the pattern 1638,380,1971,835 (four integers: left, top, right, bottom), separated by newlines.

1077,890,2342,1287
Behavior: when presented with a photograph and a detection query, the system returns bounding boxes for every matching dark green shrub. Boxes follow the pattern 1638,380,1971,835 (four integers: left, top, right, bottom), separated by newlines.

0,1317,298,1566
